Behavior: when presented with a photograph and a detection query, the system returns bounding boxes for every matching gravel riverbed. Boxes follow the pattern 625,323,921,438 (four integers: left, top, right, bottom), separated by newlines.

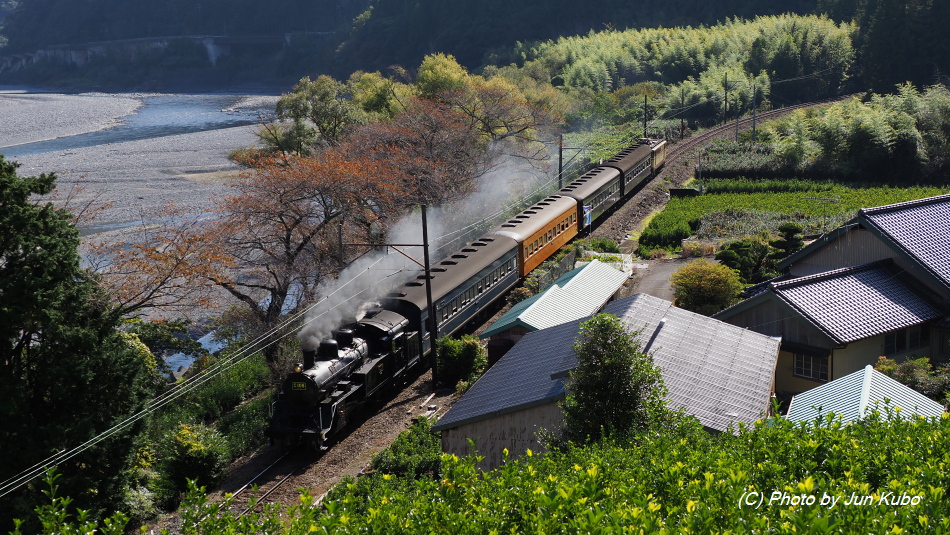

1,89,273,226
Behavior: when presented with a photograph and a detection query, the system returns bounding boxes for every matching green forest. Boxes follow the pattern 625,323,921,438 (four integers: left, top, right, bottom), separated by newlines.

0,0,947,92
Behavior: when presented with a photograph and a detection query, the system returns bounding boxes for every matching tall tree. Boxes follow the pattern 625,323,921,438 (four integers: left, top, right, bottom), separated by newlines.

0,156,159,530
198,150,404,366
559,314,668,444
416,54,562,164
262,75,367,156
348,97,489,207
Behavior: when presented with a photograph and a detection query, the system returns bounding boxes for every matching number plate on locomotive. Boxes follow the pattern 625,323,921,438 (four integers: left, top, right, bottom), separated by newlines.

292,382,307,390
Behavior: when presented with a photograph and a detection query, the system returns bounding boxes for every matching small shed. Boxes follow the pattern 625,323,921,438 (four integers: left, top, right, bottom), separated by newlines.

480,259,627,356
435,293,781,470
786,364,945,423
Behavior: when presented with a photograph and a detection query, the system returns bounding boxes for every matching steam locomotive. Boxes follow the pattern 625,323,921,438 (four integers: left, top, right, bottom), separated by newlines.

266,138,666,450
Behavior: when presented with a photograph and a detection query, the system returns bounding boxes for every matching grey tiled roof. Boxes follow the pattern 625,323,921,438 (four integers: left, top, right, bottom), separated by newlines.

860,194,950,290
786,365,945,423
770,260,940,344
434,293,780,433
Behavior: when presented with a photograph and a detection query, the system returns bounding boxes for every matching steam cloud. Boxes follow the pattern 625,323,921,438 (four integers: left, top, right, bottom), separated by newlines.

297,155,551,350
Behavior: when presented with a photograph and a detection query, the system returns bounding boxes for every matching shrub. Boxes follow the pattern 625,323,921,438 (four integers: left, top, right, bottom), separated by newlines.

185,355,271,422
587,237,621,253
216,396,272,458
670,259,744,315
875,356,950,404
370,417,442,478
436,336,488,389
506,286,534,306
715,239,779,284
155,424,229,506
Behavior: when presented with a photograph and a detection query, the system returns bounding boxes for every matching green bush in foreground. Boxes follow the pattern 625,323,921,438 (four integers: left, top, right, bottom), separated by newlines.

20,411,950,533
158,410,950,534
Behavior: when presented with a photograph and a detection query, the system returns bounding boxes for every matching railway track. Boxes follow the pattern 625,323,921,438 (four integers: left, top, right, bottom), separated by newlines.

595,95,856,247
227,448,310,516
665,95,854,163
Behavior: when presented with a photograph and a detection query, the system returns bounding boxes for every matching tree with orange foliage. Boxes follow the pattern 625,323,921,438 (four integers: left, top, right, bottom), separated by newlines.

91,148,405,366
87,204,222,317
348,97,489,207
205,150,404,364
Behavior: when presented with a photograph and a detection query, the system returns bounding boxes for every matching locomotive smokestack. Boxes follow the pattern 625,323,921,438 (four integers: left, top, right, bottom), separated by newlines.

301,335,320,369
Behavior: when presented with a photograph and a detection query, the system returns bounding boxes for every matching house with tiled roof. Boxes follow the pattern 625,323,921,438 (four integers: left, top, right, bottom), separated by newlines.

715,194,950,396
433,293,780,470
778,194,950,304
785,365,945,424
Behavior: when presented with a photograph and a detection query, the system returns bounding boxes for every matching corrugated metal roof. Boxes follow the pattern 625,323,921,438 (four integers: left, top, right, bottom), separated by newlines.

435,293,781,433
479,260,628,338
771,260,940,344
433,318,580,432
860,193,950,291
786,365,945,423
604,295,781,433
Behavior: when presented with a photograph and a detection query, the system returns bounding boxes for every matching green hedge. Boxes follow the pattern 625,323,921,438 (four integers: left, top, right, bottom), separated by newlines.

21,410,950,533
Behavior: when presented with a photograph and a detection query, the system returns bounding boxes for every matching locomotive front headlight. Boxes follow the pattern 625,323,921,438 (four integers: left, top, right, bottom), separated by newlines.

294,364,303,373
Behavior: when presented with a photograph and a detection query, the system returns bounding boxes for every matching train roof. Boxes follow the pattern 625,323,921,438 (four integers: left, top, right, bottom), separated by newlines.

383,234,519,309
489,195,577,242
601,142,653,175
556,166,621,201
358,309,409,336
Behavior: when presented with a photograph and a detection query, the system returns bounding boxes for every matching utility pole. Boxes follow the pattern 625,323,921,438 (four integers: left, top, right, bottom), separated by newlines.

680,86,686,140
420,205,438,386
339,205,439,386
723,73,728,125
735,92,740,142
643,94,648,138
752,82,758,142
558,135,563,188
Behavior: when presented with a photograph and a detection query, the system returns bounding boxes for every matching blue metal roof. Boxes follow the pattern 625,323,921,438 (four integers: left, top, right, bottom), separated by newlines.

786,365,945,423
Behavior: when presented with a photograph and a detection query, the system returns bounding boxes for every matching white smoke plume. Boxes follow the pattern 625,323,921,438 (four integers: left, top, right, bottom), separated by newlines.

297,154,552,350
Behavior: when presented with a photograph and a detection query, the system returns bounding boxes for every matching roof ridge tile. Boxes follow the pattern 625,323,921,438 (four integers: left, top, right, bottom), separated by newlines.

860,193,950,216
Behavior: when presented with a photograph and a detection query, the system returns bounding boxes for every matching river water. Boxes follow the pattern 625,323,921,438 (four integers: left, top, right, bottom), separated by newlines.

0,87,280,228
1,91,276,158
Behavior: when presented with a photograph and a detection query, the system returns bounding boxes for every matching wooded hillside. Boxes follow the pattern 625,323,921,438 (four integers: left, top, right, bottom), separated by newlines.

0,0,819,85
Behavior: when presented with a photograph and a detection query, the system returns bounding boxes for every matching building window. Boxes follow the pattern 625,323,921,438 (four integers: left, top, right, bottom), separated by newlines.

794,353,828,381
884,326,930,355
940,331,950,360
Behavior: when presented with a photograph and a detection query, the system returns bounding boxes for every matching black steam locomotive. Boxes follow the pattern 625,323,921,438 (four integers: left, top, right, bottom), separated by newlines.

266,138,666,450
